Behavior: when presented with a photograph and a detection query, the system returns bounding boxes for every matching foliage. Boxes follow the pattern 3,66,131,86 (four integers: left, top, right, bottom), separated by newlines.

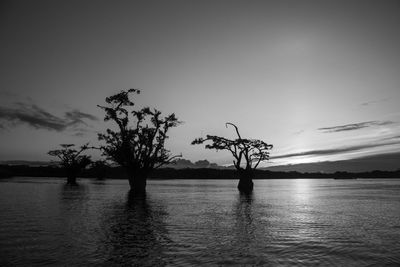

90,159,109,169
48,144,92,170
192,123,273,170
97,89,181,173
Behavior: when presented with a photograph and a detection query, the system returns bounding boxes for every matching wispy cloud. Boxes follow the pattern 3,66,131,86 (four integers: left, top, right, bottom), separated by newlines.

0,102,98,132
361,98,388,106
271,140,400,160
381,135,400,141
293,129,304,135
0,91,17,98
318,120,394,133
65,110,98,125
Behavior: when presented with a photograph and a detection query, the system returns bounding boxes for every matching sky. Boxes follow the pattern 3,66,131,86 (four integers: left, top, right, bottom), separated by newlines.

1,0,400,169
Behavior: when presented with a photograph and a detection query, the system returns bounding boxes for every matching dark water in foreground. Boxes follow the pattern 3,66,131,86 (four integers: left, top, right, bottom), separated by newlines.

1,178,400,266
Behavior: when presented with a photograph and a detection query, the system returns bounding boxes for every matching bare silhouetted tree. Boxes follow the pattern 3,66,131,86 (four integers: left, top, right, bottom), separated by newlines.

48,144,91,185
98,89,181,193
192,123,273,193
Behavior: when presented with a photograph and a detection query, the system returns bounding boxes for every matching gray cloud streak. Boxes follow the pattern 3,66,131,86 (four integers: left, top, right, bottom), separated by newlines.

318,120,394,133
65,110,98,126
381,135,400,141
0,102,98,132
271,140,400,160
361,98,388,106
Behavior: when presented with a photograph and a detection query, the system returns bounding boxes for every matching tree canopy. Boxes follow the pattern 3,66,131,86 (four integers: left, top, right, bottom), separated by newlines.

48,144,91,169
48,144,91,184
192,123,273,170
97,89,181,175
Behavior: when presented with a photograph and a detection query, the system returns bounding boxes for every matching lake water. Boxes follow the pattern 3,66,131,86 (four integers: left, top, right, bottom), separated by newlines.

1,177,400,266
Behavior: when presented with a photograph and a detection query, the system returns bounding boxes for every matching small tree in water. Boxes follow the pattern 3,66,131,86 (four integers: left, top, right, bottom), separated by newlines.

48,144,92,185
98,89,181,194
192,123,273,193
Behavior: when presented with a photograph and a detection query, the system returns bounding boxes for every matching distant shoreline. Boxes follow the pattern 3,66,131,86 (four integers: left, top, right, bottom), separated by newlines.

1,164,400,180
3,176,400,182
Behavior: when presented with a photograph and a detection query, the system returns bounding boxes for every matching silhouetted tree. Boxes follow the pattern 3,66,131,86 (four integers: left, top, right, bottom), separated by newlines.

48,144,91,185
98,89,181,194
192,123,273,193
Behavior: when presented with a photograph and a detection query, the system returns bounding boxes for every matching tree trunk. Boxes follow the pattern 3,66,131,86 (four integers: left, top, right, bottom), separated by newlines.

237,168,254,193
128,172,147,195
66,169,78,185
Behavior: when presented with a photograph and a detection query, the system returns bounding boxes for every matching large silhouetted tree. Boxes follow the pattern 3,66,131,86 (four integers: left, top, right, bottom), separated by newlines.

192,123,273,193
98,89,181,194
48,144,91,185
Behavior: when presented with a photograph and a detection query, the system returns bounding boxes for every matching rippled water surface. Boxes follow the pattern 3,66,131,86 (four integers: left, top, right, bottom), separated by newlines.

1,177,400,266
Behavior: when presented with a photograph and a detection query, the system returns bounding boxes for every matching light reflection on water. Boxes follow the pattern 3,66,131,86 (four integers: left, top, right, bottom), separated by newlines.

1,178,400,266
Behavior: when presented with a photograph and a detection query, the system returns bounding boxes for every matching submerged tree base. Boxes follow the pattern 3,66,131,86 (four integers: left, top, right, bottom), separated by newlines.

237,178,254,193
237,169,255,193
128,176,147,195
66,176,78,185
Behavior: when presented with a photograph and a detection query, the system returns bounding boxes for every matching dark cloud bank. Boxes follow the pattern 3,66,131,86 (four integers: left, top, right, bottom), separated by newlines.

318,120,394,133
0,102,98,131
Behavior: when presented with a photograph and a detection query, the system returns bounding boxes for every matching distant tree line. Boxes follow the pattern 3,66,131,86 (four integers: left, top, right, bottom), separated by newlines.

2,164,400,180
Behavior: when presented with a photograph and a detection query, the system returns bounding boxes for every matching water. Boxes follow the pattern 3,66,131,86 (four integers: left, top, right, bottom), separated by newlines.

1,177,400,266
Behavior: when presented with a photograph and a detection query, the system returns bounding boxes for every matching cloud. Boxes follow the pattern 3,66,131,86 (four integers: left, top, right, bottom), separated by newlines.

379,135,400,142
360,98,388,106
318,120,394,133
0,102,98,132
0,91,17,98
361,101,375,106
73,132,86,137
65,110,98,125
165,158,223,169
293,129,304,135
270,140,400,160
